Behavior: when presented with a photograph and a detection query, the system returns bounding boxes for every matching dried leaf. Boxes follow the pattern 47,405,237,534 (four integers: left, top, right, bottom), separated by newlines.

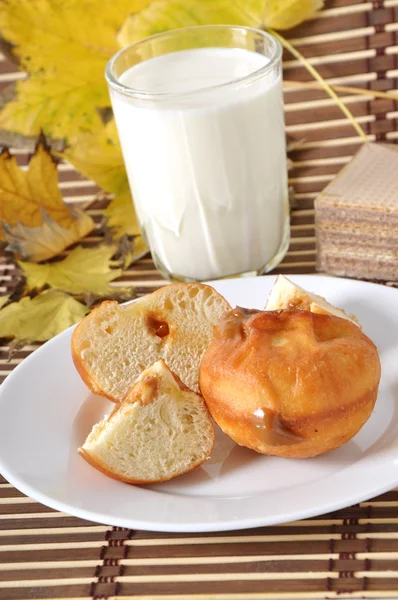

18,244,122,295
3,210,94,263
114,234,149,268
263,0,324,30
118,0,322,45
0,75,106,140
7,273,25,303
64,121,140,238
288,186,297,210
0,136,94,261
0,0,323,141
6,338,30,362
0,125,66,153
105,191,141,238
0,37,19,65
64,121,127,195
286,135,306,152
0,289,88,342
123,235,149,267
0,0,149,140
82,286,136,309
118,0,265,46
0,295,9,309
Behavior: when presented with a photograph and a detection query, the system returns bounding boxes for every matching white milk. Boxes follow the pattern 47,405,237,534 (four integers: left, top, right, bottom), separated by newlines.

111,47,288,280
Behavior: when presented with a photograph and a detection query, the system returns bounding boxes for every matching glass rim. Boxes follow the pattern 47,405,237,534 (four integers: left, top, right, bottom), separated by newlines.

105,25,282,101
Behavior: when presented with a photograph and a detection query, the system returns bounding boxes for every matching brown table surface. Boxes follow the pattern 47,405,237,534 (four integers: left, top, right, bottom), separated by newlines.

1,1,398,598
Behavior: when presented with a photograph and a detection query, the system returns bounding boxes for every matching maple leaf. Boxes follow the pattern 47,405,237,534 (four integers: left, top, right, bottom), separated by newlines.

264,0,324,30
118,0,266,46
0,0,324,141
104,191,141,238
0,295,9,309
65,121,141,237
3,210,93,263
18,244,123,295
0,0,150,140
118,0,323,44
64,120,127,195
0,74,107,141
0,289,88,342
116,234,149,268
0,135,94,261
6,338,30,361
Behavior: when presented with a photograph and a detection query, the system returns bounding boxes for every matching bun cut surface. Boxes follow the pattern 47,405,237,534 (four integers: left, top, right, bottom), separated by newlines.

79,360,215,484
72,282,231,400
266,275,360,326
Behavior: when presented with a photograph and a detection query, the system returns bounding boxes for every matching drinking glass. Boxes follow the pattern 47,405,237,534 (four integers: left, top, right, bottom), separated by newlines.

106,25,289,282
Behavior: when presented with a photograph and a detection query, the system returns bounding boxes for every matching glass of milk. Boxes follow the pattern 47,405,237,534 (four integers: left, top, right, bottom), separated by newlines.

106,26,289,282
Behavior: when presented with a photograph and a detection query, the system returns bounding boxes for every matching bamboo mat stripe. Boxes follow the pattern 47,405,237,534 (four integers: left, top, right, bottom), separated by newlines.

98,590,396,600
318,0,398,18
107,596,398,600
1,2,398,599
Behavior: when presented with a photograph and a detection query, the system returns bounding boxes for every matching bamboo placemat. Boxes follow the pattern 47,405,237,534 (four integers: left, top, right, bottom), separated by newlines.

1,1,398,598
1,472,398,600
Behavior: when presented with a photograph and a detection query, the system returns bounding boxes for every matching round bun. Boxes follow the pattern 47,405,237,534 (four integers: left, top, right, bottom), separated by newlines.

199,308,381,458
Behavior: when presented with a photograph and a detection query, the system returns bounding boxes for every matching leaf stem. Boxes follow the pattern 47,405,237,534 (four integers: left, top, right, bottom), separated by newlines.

270,29,368,142
283,79,398,102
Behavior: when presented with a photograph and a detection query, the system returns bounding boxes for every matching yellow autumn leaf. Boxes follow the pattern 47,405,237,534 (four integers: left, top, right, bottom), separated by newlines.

4,210,94,263
263,0,324,30
119,0,324,45
0,289,88,342
18,244,123,295
0,136,94,261
0,296,9,310
0,74,106,141
0,0,150,139
105,191,141,238
65,122,141,237
129,235,149,263
0,0,324,140
121,235,149,268
118,0,265,46
64,121,127,195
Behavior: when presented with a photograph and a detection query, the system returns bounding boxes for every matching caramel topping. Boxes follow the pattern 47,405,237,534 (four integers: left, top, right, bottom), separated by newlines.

215,306,262,341
252,408,302,446
146,313,170,339
136,375,159,405
236,306,262,318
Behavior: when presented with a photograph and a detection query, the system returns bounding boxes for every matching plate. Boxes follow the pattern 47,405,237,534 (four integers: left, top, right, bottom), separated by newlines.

0,274,398,533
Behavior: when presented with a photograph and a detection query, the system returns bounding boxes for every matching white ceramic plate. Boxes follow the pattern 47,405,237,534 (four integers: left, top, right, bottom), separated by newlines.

0,275,397,533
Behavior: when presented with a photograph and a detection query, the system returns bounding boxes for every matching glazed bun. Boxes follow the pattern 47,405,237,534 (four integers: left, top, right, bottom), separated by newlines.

200,308,381,458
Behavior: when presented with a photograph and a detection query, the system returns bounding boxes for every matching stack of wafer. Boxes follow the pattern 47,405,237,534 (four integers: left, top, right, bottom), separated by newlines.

315,143,398,281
